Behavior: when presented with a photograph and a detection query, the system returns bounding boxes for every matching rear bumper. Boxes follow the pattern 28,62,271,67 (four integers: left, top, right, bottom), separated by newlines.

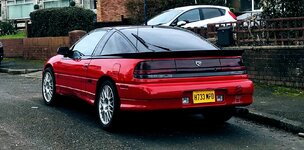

117,79,254,111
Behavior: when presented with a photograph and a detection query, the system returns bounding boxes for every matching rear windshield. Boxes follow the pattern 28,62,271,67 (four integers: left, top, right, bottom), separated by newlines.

121,27,218,52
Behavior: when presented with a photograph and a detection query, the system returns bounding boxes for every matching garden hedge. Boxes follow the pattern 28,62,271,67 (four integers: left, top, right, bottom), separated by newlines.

30,7,95,37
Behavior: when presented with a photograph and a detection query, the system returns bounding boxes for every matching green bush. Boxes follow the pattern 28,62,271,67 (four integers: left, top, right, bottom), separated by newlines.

125,0,225,25
0,21,16,35
30,7,95,37
260,0,304,19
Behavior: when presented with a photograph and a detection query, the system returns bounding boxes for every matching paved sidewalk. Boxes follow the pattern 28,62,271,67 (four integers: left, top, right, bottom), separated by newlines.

236,84,304,134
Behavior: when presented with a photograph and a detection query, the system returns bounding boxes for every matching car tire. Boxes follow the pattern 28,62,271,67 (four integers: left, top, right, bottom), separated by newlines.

96,80,120,131
42,67,57,106
202,107,235,124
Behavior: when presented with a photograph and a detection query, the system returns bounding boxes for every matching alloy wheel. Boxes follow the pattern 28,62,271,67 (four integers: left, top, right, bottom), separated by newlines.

98,85,115,125
43,72,54,103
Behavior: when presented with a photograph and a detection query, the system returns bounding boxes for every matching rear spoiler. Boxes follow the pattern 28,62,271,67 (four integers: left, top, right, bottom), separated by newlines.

94,50,244,59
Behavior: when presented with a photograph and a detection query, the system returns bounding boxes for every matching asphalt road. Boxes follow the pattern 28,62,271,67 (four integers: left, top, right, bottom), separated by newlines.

0,72,303,150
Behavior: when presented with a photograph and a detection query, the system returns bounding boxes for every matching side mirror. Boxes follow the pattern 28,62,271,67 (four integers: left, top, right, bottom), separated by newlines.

177,20,187,27
57,47,70,56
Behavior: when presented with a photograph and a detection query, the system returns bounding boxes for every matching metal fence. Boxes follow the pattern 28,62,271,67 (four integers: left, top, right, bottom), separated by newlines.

189,17,304,46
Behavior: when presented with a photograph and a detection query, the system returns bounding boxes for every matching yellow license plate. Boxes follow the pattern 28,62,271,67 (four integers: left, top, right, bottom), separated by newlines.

193,90,215,104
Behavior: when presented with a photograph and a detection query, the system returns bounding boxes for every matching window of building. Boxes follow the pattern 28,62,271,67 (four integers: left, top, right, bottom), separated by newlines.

7,0,34,19
240,0,261,11
254,0,261,10
93,0,97,9
44,0,69,9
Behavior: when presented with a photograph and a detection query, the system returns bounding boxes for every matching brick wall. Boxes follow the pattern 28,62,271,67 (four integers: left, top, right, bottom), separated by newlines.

23,37,70,60
225,46,304,88
0,39,24,58
0,30,86,60
1,37,70,60
97,0,128,22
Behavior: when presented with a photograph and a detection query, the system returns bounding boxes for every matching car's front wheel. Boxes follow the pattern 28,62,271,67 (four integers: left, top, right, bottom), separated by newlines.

42,67,57,106
97,80,120,131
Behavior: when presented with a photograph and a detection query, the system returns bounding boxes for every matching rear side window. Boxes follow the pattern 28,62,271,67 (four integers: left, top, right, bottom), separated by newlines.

201,8,223,20
101,32,136,55
73,30,107,56
177,9,200,23
219,9,226,15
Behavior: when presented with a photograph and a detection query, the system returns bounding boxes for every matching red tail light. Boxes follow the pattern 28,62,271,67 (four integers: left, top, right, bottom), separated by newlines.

134,60,176,79
228,11,237,20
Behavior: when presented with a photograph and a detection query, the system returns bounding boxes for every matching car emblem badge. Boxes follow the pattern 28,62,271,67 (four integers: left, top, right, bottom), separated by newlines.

195,61,202,67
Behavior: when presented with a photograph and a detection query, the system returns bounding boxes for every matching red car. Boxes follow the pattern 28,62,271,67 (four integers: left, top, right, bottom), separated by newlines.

42,26,253,130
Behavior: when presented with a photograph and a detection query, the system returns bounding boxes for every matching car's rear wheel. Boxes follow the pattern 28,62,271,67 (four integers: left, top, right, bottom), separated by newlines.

97,80,120,131
42,67,57,106
202,107,235,124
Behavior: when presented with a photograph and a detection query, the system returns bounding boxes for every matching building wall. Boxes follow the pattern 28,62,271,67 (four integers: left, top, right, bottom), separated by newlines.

97,0,128,22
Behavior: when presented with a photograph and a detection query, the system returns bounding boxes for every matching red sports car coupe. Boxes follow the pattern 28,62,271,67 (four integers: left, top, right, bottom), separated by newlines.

42,26,253,130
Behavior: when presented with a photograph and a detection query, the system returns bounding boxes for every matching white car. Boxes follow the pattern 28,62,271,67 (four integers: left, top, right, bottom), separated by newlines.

147,5,237,28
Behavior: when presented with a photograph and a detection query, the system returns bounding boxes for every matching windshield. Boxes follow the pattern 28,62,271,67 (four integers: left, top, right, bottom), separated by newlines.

147,10,182,25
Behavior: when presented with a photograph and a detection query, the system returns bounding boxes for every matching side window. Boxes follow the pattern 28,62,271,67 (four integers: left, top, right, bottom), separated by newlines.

101,32,136,55
177,9,200,23
73,30,107,56
201,8,223,20
219,9,226,15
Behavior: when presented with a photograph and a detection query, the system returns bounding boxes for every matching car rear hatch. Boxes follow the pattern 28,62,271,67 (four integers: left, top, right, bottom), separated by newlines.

133,50,246,79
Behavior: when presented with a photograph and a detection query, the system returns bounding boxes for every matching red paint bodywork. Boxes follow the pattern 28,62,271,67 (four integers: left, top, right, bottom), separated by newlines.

46,54,253,111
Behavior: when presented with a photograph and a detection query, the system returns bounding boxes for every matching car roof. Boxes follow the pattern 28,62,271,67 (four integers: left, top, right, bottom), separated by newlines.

172,5,229,11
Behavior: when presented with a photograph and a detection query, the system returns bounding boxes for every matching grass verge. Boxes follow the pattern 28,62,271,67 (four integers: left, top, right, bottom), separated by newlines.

255,83,304,97
0,30,26,39
1,58,45,69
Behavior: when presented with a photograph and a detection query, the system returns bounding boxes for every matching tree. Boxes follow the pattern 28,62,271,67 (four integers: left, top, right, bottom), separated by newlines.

260,0,304,18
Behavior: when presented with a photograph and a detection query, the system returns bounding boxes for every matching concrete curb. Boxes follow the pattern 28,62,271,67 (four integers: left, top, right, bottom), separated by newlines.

0,68,41,74
235,108,304,134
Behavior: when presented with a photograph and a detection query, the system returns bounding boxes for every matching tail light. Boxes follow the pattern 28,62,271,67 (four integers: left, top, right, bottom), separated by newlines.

134,60,176,79
134,58,247,79
228,11,237,20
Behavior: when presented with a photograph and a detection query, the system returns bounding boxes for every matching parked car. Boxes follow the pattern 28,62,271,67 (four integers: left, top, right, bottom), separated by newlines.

0,42,3,64
42,26,253,130
237,11,262,27
237,11,261,21
147,5,237,28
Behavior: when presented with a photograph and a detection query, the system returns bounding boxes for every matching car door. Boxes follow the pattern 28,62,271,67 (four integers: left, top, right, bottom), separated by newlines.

86,31,137,101
55,30,107,98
